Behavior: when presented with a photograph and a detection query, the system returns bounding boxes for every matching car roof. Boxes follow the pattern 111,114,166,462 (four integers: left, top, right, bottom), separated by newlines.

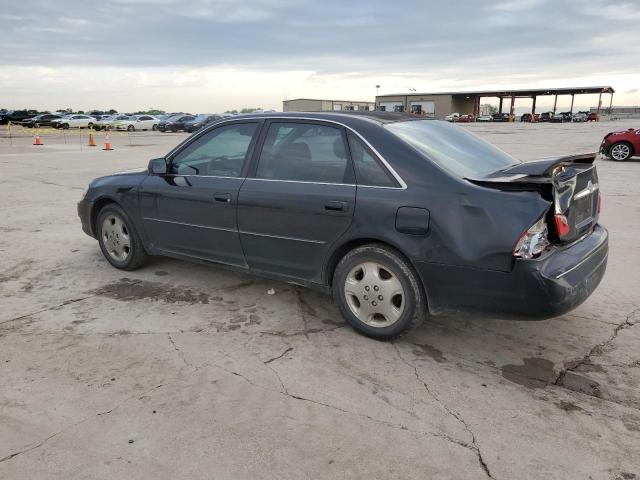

218,110,420,127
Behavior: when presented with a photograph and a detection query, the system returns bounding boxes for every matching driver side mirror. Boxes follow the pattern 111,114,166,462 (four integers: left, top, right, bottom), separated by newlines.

148,158,167,175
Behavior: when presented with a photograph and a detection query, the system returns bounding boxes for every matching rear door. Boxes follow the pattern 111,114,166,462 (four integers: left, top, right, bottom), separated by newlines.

237,120,356,282
138,121,260,266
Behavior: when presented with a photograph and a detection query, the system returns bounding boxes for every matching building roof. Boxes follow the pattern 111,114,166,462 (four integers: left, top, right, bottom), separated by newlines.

283,98,375,103
377,86,615,98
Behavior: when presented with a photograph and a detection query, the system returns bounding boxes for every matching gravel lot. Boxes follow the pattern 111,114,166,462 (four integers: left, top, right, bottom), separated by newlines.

1,120,639,480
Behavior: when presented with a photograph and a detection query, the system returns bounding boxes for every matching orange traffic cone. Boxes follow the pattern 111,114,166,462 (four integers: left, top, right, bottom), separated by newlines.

33,131,43,146
103,132,113,151
88,129,97,147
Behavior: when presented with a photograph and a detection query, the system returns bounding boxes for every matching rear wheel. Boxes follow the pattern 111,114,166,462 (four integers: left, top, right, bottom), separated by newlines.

152,124,158,131
97,204,150,270
62,123,69,129
609,142,633,161
332,244,426,340
127,124,135,132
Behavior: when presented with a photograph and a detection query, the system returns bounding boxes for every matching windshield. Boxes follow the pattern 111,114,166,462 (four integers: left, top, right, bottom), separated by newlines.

385,120,520,178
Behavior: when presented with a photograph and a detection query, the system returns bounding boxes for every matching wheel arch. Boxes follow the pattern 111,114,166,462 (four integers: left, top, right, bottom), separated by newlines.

324,236,432,312
90,196,120,236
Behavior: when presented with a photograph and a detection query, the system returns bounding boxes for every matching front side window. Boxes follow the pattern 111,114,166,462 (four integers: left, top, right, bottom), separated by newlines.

171,123,257,177
386,120,520,178
348,134,397,188
256,122,349,183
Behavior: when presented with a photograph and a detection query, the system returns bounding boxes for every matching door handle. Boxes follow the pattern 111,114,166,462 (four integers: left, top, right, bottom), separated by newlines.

325,201,347,212
214,193,232,203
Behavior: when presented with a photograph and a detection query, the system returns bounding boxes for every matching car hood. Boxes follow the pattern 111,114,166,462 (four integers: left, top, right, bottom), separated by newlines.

608,129,637,135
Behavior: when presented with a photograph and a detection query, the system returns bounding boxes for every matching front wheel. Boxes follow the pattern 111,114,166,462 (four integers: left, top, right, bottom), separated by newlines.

62,123,69,129
332,244,426,340
127,125,135,132
152,124,158,131
97,204,150,271
609,142,633,162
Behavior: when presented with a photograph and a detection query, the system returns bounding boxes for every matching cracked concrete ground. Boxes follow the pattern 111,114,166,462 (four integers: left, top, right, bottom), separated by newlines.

1,121,639,479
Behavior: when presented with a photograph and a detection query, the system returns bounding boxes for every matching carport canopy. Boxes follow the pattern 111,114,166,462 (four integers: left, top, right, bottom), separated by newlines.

458,86,615,116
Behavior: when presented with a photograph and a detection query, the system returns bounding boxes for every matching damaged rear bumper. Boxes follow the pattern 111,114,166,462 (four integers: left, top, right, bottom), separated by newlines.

414,224,608,319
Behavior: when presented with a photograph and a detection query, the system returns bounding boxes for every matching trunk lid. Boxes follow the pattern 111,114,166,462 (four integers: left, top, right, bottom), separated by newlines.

468,153,600,243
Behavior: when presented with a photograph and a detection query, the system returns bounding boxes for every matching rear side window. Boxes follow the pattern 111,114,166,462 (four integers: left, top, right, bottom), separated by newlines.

171,123,257,177
256,122,349,183
348,134,397,188
386,120,520,178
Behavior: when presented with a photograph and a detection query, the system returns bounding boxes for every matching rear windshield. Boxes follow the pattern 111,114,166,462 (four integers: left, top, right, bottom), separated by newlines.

385,120,520,178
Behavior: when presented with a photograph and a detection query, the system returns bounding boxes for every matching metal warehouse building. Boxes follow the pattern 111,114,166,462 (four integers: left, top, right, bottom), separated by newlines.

283,98,375,112
375,86,615,119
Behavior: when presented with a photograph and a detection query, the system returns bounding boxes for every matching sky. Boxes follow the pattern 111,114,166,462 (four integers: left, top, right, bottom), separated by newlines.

1,0,639,113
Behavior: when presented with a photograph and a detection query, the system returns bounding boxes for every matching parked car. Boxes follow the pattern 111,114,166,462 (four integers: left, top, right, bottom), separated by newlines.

0,109,38,125
520,113,540,122
22,114,62,128
588,112,598,122
538,112,554,122
600,127,640,161
158,114,196,132
457,114,475,123
184,114,221,133
477,114,493,122
492,112,511,122
572,112,588,122
551,112,572,123
78,112,607,340
444,112,460,122
52,114,95,129
94,115,132,131
112,115,160,131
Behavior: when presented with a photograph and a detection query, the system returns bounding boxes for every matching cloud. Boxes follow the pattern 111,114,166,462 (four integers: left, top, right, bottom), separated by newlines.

0,0,638,110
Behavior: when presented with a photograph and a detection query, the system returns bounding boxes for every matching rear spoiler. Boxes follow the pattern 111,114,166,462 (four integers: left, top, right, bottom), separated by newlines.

466,153,597,186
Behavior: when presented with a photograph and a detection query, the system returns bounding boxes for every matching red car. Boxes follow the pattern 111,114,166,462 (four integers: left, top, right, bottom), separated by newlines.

600,127,640,161
457,114,475,123
588,112,598,122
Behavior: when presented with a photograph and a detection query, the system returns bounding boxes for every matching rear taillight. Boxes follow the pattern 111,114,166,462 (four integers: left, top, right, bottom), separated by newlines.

554,214,570,238
513,216,550,259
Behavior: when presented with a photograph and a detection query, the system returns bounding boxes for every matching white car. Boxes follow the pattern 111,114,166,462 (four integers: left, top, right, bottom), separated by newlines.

477,114,493,122
94,115,131,131
112,115,160,131
52,114,96,129
444,112,460,122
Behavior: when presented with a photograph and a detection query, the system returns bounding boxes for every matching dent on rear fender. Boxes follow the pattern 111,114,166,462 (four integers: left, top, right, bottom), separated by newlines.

432,191,550,272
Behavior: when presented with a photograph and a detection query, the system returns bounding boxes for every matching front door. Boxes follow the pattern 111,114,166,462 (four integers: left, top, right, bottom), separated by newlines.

139,121,260,267
238,121,356,282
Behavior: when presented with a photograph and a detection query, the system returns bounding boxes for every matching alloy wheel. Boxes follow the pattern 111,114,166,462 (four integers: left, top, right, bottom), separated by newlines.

101,214,131,262
611,143,631,161
344,262,405,327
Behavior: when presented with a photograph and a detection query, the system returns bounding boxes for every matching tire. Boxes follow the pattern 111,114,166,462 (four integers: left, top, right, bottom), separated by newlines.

62,123,69,129
88,122,94,129
609,142,633,162
127,125,135,132
332,244,426,340
96,204,150,271
34,123,40,128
